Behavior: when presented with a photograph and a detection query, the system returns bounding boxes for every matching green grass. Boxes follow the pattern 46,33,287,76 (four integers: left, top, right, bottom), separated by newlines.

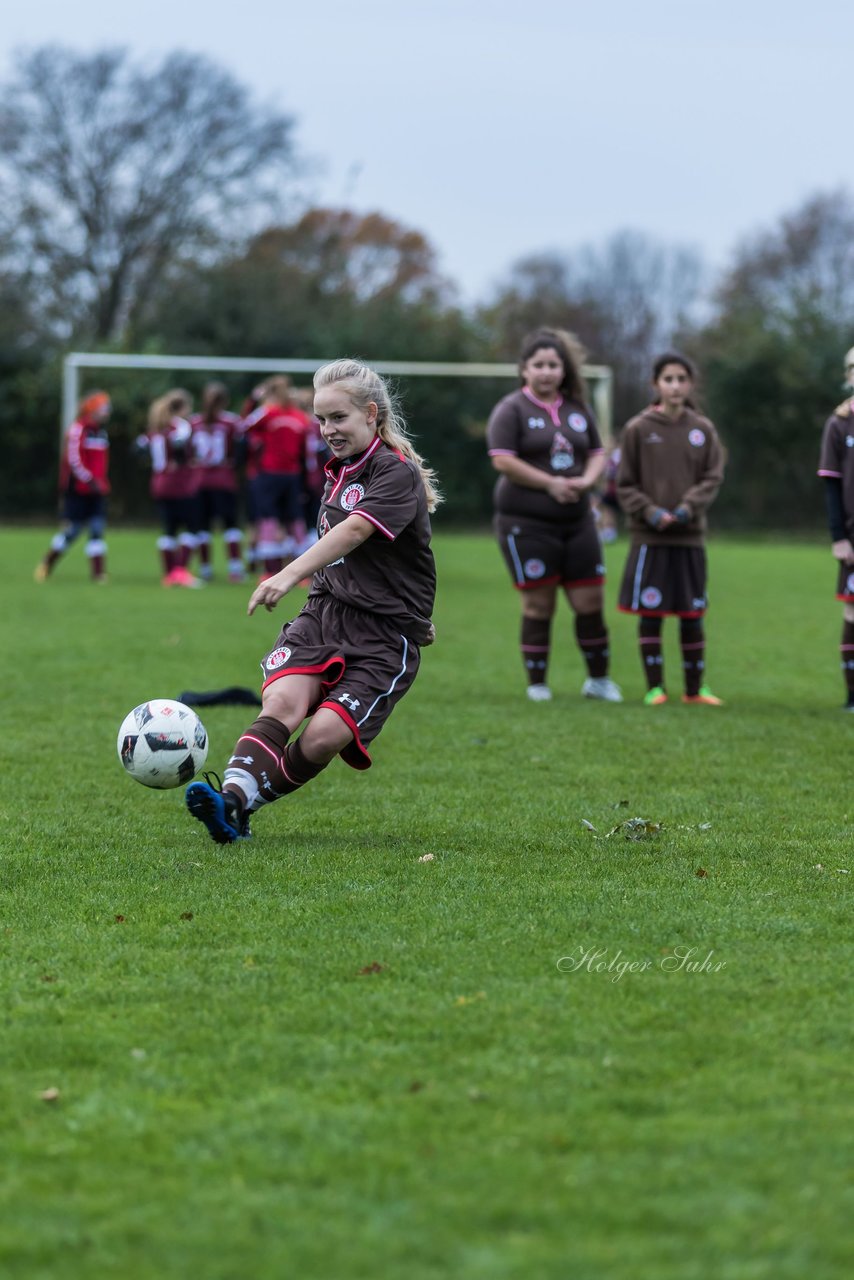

1,528,852,1280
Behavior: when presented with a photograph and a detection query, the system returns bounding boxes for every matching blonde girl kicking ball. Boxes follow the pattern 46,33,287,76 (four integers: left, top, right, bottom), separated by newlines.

616,353,725,706
185,359,439,844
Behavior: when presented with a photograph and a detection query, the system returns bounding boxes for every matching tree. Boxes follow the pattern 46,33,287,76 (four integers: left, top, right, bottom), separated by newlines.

693,190,854,528
0,45,297,344
479,231,705,424
133,208,494,521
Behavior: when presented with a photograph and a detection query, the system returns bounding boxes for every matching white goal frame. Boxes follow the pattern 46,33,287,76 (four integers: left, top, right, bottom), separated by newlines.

62,351,613,435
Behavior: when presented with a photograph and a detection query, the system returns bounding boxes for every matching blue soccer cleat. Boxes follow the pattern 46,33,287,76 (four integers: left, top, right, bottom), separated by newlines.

186,777,250,845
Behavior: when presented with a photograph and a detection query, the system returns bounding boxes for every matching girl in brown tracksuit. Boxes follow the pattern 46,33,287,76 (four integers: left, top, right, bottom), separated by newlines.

616,353,725,706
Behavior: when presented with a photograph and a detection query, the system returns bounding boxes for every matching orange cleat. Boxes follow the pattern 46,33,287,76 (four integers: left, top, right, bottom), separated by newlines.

682,686,724,706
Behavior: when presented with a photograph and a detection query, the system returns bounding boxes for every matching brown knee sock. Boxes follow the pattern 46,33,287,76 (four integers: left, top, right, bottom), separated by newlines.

575,610,609,678
521,615,551,685
841,620,854,700
223,714,292,811
639,616,664,689
680,618,705,697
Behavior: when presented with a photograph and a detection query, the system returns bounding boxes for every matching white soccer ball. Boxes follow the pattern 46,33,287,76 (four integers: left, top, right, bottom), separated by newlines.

117,699,208,789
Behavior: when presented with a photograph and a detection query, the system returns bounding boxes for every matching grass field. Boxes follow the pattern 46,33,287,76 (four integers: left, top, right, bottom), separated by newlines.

1,527,852,1280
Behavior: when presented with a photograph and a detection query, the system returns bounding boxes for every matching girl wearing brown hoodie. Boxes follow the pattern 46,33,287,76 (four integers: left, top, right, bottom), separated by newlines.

616,353,725,706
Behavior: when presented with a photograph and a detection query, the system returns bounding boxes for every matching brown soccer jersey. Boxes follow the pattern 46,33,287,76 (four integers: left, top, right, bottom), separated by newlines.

818,401,854,540
310,435,436,644
486,388,604,525
616,406,724,546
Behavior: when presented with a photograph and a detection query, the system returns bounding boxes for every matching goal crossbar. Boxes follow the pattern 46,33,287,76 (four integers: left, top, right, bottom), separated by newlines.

62,351,613,434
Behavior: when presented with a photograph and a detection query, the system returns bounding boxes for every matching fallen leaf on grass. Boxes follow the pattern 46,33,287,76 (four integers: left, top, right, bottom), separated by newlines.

583,817,713,841
179,911,194,920
39,1088,60,1102
835,868,850,875
114,915,126,923
358,962,384,975
417,853,435,863
408,1080,426,1093
41,975,57,983
608,818,664,840
695,868,708,878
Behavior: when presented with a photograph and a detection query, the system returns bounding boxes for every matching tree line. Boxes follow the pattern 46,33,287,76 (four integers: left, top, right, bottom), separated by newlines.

1,46,853,528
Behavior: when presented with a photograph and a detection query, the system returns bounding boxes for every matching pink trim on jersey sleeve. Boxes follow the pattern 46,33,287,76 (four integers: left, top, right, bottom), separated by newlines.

488,448,518,456
588,447,605,456
353,510,395,540
818,468,843,477
67,422,93,484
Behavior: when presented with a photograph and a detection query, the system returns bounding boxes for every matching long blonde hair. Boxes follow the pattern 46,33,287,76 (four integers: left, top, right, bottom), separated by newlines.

148,388,192,433
313,359,441,511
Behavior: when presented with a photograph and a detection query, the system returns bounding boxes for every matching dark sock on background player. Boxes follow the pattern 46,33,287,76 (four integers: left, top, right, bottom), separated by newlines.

680,618,705,697
639,616,664,690
841,620,854,704
521,615,551,687
575,611,609,678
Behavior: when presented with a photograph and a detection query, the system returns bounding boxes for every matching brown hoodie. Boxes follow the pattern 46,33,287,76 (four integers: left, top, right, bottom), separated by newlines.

616,406,725,547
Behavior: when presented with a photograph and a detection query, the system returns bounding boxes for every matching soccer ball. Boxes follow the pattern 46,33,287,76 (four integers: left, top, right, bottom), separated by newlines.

117,699,208,789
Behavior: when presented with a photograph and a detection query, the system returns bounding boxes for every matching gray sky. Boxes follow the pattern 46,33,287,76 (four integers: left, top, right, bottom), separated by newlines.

3,0,851,302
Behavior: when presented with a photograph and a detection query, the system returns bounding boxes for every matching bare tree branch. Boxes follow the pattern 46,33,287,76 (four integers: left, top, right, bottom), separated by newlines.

0,45,298,342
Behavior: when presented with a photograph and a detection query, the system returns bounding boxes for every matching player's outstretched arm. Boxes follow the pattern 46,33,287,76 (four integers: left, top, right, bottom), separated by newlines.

248,516,375,615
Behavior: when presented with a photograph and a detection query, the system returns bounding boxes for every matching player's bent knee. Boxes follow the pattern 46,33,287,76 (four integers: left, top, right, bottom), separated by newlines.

261,675,315,727
844,603,854,624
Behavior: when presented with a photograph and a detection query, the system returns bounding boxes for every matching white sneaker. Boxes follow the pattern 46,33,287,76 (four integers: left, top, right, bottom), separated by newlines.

526,683,553,702
582,676,623,703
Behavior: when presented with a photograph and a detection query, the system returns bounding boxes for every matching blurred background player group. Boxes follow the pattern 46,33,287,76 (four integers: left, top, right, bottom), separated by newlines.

35,375,326,589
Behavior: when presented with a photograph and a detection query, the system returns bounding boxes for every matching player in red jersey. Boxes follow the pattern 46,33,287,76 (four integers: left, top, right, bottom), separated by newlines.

242,376,310,578
35,391,112,583
486,328,622,704
817,345,854,709
294,385,330,555
185,359,439,844
189,382,245,582
616,353,725,706
138,390,203,588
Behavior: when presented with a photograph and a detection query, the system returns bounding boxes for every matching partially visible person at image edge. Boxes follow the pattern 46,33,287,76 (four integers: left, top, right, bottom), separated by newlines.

185,357,439,845
35,391,112,584
485,326,622,705
817,344,854,710
616,351,725,706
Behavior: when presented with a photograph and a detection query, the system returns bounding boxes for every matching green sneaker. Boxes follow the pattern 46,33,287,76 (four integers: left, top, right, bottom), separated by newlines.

643,686,668,706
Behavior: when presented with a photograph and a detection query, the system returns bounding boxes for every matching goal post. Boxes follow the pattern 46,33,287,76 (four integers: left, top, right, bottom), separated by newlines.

62,351,613,436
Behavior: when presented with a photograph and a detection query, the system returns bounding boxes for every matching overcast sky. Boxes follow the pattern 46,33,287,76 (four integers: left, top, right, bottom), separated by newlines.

3,0,852,303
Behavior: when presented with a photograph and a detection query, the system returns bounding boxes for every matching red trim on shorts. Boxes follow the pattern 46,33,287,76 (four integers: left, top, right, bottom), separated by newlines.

618,605,705,618
513,574,561,591
317,700,372,770
835,594,854,602
261,656,345,693
561,575,605,588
